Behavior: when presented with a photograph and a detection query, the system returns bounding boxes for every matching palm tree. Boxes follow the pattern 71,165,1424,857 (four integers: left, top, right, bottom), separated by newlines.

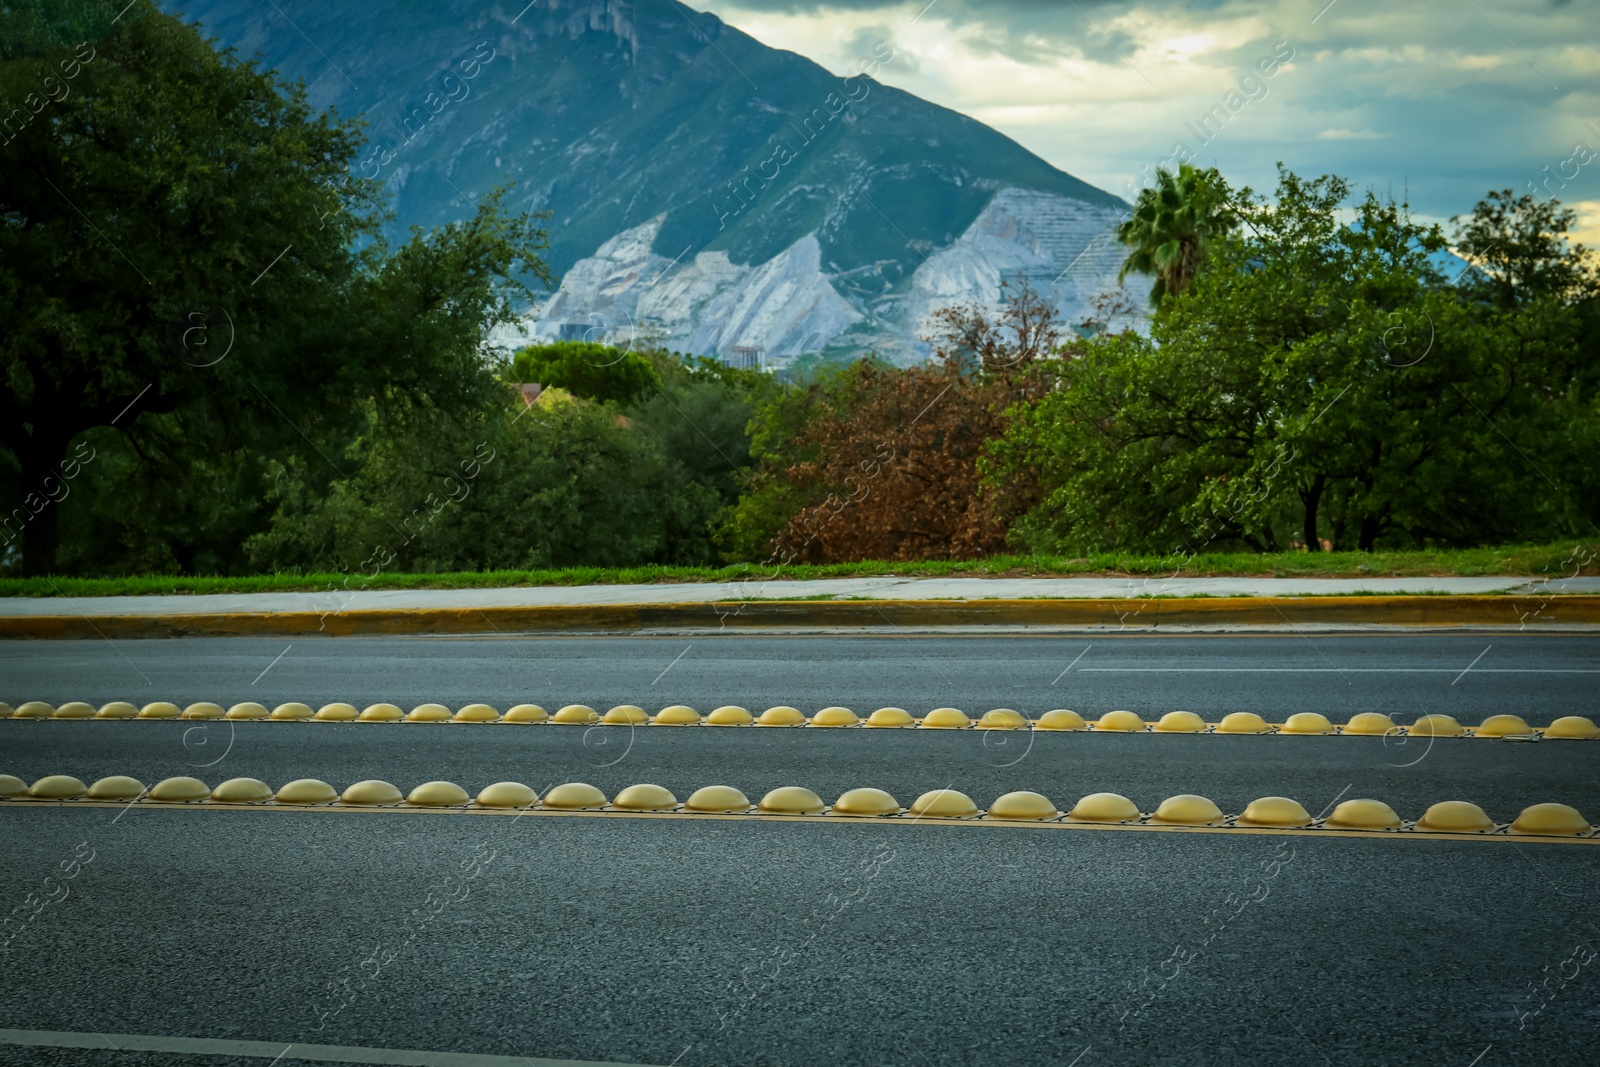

1116,163,1237,307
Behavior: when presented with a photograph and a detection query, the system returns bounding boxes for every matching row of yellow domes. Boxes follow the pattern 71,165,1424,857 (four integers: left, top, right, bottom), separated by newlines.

4,701,1594,737
4,773,1589,837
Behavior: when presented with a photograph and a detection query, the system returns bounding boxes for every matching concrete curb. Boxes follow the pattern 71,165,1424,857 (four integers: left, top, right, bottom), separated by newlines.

1,595,1595,638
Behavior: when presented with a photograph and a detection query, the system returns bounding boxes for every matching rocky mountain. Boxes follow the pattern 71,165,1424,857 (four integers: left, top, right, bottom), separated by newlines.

165,0,1144,363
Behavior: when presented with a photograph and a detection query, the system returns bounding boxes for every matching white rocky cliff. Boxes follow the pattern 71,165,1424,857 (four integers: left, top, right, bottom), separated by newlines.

527,188,1146,363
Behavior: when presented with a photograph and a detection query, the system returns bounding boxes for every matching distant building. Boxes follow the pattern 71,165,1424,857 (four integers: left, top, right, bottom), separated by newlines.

722,345,764,370
555,323,589,342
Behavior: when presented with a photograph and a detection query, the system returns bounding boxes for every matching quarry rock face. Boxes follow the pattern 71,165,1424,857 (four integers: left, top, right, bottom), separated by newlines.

537,188,1143,362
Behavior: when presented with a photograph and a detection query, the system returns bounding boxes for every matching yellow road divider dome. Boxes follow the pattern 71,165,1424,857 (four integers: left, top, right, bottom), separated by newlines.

552,704,600,725
864,707,914,728
0,774,27,797
1153,711,1207,733
341,780,403,806
1237,796,1313,828
1475,714,1532,737
1280,712,1336,735
150,776,211,802
603,704,649,725
88,775,146,800
1151,794,1225,826
406,781,470,807
919,707,971,730
977,709,1028,731
758,786,825,814
1510,803,1591,836
542,782,608,809
476,782,538,808
276,779,338,805
613,783,679,811
1067,792,1141,823
685,785,752,812
810,707,859,728
1415,800,1495,833
138,702,181,719
1545,715,1599,739
1342,712,1397,735
270,703,314,721
1093,710,1145,733
314,703,359,721
757,706,807,727
503,704,549,724
211,778,273,803
832,787,901,816
652,705,703,726
452,704,501,723
405,703,452,723
1408,714,1464,737
225,702,269,720
909,789,980,819
986,790,1059,821
1034,709,1088,731
182,703,224,720
359,703,403,722
95,701,140,719
0,703,10,719
1217,712,1272,735
705,706,754,727
29,775,87,799
52,701,96,719
14,702,53,719
1325,798,1403,830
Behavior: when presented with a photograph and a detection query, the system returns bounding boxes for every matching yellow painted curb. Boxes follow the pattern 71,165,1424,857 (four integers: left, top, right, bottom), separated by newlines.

4,595,1598,639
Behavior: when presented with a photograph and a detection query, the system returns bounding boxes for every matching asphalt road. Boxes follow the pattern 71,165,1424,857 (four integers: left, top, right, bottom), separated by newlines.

4,632,1596,1066
2,633,1596,723
3,805,1597,1067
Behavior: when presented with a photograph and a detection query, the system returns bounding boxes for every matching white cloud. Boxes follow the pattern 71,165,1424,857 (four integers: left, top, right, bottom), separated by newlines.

1316,128,1389,140
698,0,1600,218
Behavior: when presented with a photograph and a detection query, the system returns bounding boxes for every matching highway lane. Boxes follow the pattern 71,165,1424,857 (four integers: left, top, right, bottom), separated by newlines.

3,805,1597,1067
2,633,1596,723
1,720,1594,823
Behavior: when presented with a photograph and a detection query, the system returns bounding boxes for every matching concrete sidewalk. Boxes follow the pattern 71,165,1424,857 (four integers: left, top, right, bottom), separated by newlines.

2,574,1597,618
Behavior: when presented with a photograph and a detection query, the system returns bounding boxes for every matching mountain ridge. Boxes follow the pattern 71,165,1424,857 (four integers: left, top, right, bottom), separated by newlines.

162,0,1141,360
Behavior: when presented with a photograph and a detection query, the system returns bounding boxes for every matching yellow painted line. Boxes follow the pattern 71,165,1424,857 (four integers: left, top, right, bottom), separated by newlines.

7,798,1597,846
1,594,1597,639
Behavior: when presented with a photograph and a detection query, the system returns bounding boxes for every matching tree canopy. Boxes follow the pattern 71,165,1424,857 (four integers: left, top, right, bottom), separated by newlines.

508,341,663,406
0,1,549,573
994,167,1599,555
1116,163,1237,306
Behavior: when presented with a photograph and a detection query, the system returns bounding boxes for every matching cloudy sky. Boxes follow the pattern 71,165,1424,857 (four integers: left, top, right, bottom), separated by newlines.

697,0,1600,243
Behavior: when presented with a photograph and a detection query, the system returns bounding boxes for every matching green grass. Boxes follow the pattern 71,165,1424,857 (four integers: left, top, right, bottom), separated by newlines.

1,543,1594,598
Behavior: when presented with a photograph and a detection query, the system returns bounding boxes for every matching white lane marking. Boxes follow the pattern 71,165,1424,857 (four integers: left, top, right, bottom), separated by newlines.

0,1028,669,1066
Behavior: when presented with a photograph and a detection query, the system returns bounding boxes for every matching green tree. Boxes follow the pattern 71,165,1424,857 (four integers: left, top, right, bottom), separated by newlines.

996,168,1598,555
509,341,662,405
0,2,549,574
1452,190,1598,309
1115,163,1237,307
